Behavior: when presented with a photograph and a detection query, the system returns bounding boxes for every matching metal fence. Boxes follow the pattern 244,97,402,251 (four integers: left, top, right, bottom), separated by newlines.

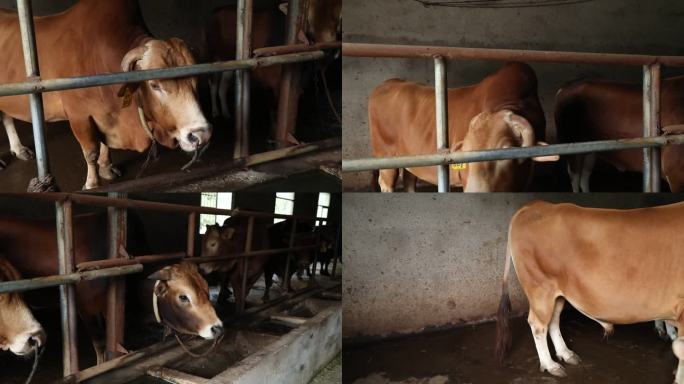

340,42,684,193
8,0,339,191
0,192,341,382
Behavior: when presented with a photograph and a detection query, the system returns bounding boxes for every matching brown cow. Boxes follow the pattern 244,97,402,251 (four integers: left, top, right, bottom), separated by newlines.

0,213,222,364
369,62,558,193
199,216,273,310
0,257,45,356
0,0,212,189
207,0,342,138
555,76,684,192
496,200,684,382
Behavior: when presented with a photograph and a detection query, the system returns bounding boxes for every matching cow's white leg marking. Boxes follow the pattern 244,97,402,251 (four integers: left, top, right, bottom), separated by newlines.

549,297,581,365
218,71,234,121
528,311,566,377
97,143,121,180
378,169,397,193
580,153,596,193
673,338,684,384
2,112,34,161
82,148,100,190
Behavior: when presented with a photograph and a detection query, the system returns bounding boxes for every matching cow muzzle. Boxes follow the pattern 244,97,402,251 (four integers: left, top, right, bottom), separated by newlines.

11,328,46,356
178,124,212,152
199,320,224,340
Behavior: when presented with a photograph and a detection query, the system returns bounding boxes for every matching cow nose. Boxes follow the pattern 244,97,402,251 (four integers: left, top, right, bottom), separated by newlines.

211,325,224,337
187,132,199,144
28,330,45,350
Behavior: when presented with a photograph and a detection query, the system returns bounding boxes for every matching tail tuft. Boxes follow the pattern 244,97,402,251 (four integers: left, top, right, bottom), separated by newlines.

495,289,512,365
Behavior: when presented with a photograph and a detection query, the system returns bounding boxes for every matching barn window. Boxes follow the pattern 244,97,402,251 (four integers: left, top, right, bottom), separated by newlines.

274,192,295,223
199,193,233,233
315,192,331,226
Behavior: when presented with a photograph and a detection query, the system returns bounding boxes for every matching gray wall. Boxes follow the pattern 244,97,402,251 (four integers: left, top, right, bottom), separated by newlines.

342,193,684,340
342,0,684,190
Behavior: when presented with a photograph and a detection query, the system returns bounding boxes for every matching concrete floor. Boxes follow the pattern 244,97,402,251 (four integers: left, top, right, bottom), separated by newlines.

310,353,342,384
344,308,677,384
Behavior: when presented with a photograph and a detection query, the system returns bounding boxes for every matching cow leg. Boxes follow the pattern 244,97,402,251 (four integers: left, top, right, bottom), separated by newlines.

567,155,582,193
403,169,417,192
378,169,398,192
668,323,679,341
2,113,34,161
218,71,234,121
263,270,273,303
528,295,566,377
97,143,121,180
579,153,596,193
71,118,101,189
656,320,670,340
549,297,581,365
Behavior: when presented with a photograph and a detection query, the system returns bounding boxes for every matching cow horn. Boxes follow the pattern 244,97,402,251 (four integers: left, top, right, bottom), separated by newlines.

148,267,173,281
503,111,535,148
121,45,147,72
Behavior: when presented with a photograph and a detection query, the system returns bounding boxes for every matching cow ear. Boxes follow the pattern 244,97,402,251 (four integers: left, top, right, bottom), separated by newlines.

117,83,141,109
153,281,168,297
278,3,288,14
453,141,464,151
148,267,173,281
662,124,684,135
532,141,559,162
221,227,235,240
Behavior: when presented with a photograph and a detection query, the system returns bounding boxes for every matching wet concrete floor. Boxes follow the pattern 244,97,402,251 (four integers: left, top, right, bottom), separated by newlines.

344,309,677,384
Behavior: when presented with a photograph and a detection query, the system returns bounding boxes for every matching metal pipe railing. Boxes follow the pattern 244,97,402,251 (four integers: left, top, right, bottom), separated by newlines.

234,0,253,158
16,0,52,188
0,51,324,98
434,56,449,192
0,265,142,294
643,64,662,192
343,42,684,66
342,133,684,172
55,199,79,376
106,192,127,361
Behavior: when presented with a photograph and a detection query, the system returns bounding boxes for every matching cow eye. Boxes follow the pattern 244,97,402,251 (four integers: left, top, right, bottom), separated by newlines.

179,294,190,303
150,82,161,91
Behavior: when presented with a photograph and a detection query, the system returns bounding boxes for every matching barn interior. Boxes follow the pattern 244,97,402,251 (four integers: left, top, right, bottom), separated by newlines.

342,0,684,192
0,192,342,384
0,0,341,193
342,193,684,383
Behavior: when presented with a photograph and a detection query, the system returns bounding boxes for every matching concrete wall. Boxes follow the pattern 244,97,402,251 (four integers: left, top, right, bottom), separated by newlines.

342,193,684,340
342,0,684,190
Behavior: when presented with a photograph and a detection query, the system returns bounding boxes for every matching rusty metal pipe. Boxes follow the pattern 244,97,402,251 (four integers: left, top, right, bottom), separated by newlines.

0,265,143,293
254,41,341,57
643,64,662,192
55,200,79,376
239,217,255,315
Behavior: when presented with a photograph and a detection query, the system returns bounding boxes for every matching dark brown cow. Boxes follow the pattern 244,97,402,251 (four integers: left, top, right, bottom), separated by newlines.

0,258,45,356
207,0,341,139
0,213,222,364
369,62,558,192
555,76,684,192
0,0,211,189
496,200,684,381
199,216,273,310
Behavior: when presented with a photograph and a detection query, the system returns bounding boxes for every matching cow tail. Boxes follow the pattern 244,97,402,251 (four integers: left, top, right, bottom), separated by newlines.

495,229,514,366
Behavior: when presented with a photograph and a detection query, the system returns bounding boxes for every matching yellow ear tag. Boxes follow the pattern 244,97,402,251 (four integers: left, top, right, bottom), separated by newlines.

451,163,467,170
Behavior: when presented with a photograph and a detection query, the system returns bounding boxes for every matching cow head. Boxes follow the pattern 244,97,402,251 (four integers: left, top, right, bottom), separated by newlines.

118,38,212,152
199,220,241,274
280,0,342,43
456,110,558,192
0,259,45,356
148,263,223,339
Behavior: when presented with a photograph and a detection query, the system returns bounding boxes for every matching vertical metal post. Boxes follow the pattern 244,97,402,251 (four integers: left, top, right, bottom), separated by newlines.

106,192,127,361
55,200,78,377
234,0,253,158
186,212,197,257
310,228,321,285
643,63,661,192
331,224,341,278
283,218,298,292
275,0,303,148
17,0,53,190
434,56,449,193
239,217,254,315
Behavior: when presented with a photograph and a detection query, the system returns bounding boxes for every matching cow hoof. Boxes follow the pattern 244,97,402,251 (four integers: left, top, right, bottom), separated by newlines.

99,164,122,180
545,363,567,377
559,351,581,365
12,146,34,161
83,181,99,190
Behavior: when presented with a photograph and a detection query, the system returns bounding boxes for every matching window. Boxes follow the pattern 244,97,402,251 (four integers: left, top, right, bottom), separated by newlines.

274,193,295,223
315,192,330,226
199,193,233,233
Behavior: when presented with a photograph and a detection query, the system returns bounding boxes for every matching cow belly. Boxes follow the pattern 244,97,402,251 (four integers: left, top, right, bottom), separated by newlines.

406,166,464,187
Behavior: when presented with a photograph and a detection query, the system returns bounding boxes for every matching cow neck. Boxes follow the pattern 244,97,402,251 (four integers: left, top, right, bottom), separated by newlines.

153,280,162,323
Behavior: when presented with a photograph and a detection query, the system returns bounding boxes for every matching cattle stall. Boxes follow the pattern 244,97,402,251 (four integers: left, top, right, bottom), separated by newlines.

342,193,684,383
0,0,341,192
0,192,342,383
341,0,684,193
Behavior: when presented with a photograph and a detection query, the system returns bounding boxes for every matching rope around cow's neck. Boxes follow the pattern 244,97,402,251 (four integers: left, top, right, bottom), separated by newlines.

180,141,210,172
135,99,159,179
23,344,43,384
